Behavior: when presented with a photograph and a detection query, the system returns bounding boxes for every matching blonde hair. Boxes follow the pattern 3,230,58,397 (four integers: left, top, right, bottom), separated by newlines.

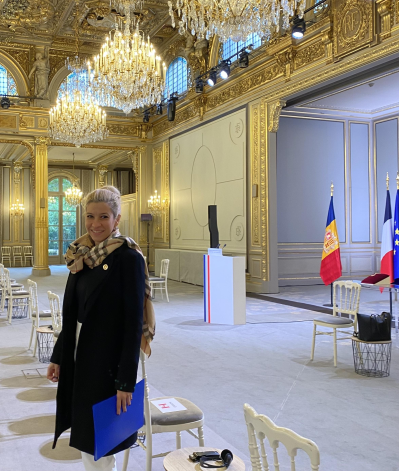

83,185,121,218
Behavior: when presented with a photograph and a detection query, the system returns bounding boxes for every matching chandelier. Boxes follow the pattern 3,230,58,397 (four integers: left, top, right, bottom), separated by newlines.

48,2,109,147
65,153,83,207
10,199,24,217
168,0,306,42
88,9,166,114
148,190,167,218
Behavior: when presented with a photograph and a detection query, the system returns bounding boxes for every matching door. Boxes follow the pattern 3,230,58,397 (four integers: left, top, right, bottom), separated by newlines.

48,177,79,265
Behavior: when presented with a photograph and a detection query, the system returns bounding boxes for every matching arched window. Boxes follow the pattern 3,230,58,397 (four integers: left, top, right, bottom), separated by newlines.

0,64,17,96
164,57,188,97
222,34,262,61
48,177,78,264
58,70,90,101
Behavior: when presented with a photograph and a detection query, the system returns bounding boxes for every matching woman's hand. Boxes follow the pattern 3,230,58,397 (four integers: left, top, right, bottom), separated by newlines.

47,363,60,382
116,390,132,415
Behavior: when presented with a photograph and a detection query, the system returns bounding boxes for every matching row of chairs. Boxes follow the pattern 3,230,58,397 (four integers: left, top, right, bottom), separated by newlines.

0,264,29,323
122,351,320,471
1,246,33,267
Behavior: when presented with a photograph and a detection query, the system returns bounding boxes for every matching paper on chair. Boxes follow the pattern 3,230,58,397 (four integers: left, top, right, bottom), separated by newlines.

151,398,187,413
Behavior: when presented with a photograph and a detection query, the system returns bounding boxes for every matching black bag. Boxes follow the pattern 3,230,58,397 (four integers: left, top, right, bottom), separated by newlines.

356,312,391,342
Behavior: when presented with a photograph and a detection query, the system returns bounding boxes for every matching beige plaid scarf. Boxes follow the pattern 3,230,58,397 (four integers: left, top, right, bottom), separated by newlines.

64,230,155,355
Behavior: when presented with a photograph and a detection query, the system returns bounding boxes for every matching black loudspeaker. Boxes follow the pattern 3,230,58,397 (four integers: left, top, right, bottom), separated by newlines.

208,205,219,248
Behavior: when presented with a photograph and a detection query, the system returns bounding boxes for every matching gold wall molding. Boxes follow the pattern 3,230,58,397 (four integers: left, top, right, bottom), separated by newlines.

260,99,269,282
251,104,260,247
98,165,108,188
376,0,393,40
268,100,286,133
294,42,326,69
0,114,18,129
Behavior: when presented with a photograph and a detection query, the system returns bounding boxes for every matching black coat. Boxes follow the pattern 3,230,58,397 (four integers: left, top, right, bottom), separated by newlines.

51,244,145,455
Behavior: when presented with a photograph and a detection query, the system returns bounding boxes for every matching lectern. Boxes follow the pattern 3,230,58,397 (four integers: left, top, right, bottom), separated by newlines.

203,251,246,325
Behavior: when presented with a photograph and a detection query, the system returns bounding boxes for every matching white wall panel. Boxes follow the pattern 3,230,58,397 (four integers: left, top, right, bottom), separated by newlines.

3,167,10,241
277,117,346,243
376,118,398,242
23,168,30,241
350,123,370,242
170,109,246,253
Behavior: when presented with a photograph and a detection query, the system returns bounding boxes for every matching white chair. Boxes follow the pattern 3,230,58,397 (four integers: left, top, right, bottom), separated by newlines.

244,404,320,471
2,268,30,324
12,246,23,267
27,280,52,357
0,264,20,309
47,291,62,341
23,246,34,266
149,259,169,302
122,350,204,471
1,247,12,266
311,280,361,367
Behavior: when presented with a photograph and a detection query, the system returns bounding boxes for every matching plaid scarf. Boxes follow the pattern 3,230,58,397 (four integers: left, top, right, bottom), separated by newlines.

64,230,155,355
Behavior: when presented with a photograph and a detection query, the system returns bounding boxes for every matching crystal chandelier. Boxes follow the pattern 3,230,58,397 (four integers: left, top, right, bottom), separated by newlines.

168,0,306,42
88,9,166,114
65,153,83,207
148,190,166,218
10,199,24,217
48,2,109,147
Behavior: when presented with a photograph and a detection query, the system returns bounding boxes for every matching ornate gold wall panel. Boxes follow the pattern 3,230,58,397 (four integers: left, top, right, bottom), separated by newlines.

152,140,170,244
333,0,375,59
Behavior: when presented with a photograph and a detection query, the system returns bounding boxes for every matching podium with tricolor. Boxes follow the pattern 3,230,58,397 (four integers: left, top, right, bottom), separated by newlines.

203,250,246,325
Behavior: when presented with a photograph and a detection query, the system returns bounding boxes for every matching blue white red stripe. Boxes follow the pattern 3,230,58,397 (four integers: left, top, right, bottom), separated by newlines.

380,189,393,282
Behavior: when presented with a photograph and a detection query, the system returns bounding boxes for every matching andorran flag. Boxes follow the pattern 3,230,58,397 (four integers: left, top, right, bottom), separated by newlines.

320,196,342,285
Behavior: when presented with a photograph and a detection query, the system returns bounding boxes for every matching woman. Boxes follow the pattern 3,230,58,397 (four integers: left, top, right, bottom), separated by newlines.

47,186,155,471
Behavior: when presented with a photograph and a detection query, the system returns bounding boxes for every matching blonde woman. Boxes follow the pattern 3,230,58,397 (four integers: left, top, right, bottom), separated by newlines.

47,186,155,471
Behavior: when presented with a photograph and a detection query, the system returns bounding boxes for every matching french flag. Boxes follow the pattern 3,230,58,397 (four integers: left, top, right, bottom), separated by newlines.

381,188,394,282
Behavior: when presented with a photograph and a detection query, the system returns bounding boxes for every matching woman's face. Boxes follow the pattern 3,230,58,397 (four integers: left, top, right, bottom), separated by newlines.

85,202,121,244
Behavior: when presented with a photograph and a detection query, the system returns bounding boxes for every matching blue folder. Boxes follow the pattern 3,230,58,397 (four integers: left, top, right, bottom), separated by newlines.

92,379,145,461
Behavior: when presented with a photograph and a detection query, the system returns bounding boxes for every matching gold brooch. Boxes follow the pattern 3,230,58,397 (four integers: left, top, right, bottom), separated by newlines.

103,264,108,270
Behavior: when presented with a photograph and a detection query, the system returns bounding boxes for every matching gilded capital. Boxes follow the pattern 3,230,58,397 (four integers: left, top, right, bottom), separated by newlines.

35,136,51,147
98,165,108,188
267,99,286,133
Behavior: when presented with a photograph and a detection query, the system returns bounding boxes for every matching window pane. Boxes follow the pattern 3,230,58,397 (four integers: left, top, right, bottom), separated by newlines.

63,179,73,192
164,57,188,97
222,34,262,61
63,197,76,211
63,240,73,255
49,240,59,256
48,196,59,211
48,179,59,192
49,225,59,240
48,211,59,226
63,211,76,226
63,225,76,241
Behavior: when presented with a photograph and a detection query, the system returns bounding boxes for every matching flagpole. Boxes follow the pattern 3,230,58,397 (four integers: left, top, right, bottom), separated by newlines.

323,182,335,308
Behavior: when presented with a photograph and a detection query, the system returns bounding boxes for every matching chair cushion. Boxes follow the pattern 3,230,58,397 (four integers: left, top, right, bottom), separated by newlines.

11,283,23,288
149,277,164,282
150,396,203,426
12,290,30,296
32,310,52,318
314,315,354,325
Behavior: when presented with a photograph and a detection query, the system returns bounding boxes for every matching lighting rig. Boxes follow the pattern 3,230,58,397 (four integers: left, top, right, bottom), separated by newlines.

291,0,329,39
0,94,33,109
195,45,253,93
141,91,180,123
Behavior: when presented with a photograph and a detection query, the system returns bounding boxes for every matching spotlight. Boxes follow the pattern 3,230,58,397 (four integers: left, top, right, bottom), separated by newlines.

143,111,150,123
1,97,10,109
167,95,178,122
195,78,204,93
238,51,249,68
219,61,230,80
156,103,163,115
292,16,306,39
207,70,217,87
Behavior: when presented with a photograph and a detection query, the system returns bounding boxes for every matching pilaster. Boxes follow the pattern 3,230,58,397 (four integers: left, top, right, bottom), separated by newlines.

32,136,51,276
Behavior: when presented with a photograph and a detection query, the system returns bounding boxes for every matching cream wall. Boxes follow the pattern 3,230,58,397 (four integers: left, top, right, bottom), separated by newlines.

170,109,247,255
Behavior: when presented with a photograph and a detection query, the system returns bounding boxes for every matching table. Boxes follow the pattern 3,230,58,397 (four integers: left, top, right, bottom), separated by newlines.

164,448,245,471
360,282,398,333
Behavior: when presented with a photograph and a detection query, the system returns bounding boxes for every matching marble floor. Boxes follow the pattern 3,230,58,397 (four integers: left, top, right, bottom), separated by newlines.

0,266,398,471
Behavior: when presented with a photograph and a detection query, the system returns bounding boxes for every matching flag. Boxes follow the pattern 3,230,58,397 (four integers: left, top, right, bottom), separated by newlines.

380,189,394,282
320,196,342,285
393,189,399,283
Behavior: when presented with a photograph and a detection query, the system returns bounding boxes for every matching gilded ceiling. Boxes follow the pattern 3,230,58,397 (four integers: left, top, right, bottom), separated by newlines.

0,0,176,55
